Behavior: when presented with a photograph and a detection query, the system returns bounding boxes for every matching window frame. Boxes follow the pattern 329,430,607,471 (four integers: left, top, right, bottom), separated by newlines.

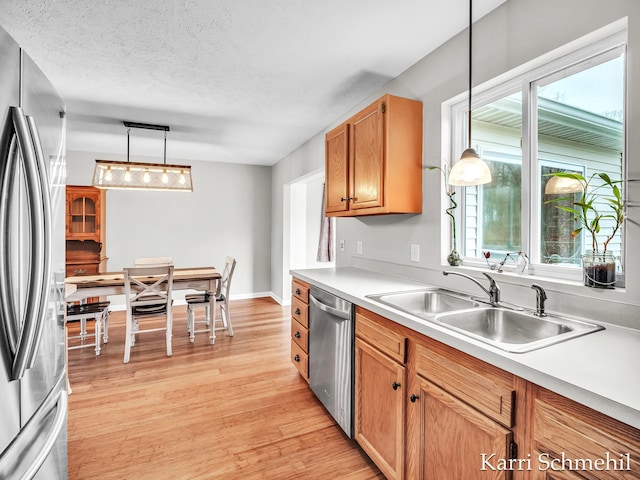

448,30,627,281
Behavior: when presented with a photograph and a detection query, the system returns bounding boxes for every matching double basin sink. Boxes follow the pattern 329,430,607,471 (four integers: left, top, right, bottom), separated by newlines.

366,288,603,353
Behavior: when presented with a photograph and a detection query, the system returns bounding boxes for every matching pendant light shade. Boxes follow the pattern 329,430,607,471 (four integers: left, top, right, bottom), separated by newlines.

449,0,492,187
449,148,492,185
544,175,584,194
92,121,193,192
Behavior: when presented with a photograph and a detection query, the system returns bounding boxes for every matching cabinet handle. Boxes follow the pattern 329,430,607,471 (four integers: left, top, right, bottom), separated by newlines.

294,354,300,362
294,331,301,339
410,394,420,403
295,288,301,295
294,308,300,315
340,197,354,202
392,381,401,391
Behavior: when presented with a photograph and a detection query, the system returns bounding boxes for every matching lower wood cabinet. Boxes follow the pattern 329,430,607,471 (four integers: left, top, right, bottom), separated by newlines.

334,304,640,480
355,337,406,480
407,333,518,480
416,377,513,479
355,306,408,480
290,278,310,382
531,385,640,480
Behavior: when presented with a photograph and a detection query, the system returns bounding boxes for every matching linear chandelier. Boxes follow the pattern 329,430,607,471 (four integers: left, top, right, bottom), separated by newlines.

92,121,193,192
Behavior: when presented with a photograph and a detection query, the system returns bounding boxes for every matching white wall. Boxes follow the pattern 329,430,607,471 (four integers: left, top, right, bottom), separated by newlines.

67,150,272,304
271,0,640,328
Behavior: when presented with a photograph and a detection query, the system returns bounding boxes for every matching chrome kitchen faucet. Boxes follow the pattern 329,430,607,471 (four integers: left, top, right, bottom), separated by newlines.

442,271,500,306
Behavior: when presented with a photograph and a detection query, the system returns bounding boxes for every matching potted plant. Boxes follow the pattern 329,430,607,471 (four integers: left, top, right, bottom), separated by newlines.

545,171,624,288
426,165,462,266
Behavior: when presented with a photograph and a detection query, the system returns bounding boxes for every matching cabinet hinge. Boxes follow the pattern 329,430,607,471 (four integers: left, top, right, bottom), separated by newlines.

381,103,386,114
509,441,518,460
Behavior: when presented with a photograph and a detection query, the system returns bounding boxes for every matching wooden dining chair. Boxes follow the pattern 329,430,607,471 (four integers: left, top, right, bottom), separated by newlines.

66,301,110,355
185,256,236,344
123,265,174,363
134,256,173,267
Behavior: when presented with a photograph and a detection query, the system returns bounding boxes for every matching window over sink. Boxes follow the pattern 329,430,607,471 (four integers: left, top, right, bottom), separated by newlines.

447,28,626,283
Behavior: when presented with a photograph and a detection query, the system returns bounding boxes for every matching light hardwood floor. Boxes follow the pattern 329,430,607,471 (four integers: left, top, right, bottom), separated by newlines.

67,298,383,480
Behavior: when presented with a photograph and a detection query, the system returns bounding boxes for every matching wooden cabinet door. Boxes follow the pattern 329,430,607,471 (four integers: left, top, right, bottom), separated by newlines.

417,377,513,480
324,94,422,217
325,123,350,213
350,99,384,211
66,186,101,241
355,337,406,480
531,386,640,480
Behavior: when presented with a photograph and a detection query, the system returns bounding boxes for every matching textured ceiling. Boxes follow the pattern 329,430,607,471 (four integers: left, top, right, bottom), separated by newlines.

0,0,507,166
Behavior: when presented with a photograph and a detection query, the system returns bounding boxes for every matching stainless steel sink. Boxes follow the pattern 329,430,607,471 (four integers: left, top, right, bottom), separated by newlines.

366,289,480,318
435,308,604,353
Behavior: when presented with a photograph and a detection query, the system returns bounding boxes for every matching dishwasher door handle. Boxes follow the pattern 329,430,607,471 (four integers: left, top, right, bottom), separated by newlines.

309,294,351,320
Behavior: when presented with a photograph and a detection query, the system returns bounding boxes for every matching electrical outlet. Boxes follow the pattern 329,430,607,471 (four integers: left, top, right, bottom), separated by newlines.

357,241,363,255
339,239,345,252
410,244,420,262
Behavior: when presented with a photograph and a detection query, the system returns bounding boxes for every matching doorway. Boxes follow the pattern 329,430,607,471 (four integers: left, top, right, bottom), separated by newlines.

283,170,335,303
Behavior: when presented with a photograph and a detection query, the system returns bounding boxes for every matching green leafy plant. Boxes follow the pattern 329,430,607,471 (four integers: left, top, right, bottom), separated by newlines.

545,172,624,255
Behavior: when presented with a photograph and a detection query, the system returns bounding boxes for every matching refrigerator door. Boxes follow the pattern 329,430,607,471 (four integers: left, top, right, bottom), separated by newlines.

20,52,67,480
0,24,22,466
0,372,67,479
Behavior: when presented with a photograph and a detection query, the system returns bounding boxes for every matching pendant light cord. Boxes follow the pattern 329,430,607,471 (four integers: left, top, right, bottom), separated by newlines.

164,130,167,165
468,0,473,146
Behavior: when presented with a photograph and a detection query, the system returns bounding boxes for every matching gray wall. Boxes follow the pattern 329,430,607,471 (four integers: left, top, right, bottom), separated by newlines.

271,0,640,327
67,150,272,304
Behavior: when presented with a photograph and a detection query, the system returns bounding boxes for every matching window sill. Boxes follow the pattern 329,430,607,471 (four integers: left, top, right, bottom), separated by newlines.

443,261,626,296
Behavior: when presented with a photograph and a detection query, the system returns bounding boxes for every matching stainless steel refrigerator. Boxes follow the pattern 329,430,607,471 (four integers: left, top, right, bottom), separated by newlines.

0,25,68,479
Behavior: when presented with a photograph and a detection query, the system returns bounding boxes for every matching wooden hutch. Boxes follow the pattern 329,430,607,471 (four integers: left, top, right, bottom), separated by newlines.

65,185,107,278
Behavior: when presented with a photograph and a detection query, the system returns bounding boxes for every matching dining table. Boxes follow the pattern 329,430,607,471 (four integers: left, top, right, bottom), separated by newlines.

65,266,222,319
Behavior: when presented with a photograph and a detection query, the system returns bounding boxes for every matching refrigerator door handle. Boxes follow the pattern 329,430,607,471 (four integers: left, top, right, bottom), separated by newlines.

0,372,67,480
4,107,49,381
24,114,52,370
0,114,21,359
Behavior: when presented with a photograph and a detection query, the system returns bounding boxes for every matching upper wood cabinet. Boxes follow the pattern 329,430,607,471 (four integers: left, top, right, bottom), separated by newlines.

325,94,423,217
66,185,102,241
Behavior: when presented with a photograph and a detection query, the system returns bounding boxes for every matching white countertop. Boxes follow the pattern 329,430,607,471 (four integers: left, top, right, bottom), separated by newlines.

291,267,640,429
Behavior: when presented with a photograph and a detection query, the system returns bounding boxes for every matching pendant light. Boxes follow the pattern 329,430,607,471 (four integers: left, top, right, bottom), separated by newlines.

448,0,492,186
544,175,584,194
92,121,193,192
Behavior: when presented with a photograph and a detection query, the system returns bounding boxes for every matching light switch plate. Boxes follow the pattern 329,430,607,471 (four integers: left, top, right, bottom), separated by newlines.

410,244,420,262
357,241,363,255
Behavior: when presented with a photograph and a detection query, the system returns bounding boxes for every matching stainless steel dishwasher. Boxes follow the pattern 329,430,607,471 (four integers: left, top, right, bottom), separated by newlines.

308,286,354,438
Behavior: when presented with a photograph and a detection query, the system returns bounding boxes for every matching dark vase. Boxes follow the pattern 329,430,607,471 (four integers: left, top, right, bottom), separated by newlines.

582,251,616,289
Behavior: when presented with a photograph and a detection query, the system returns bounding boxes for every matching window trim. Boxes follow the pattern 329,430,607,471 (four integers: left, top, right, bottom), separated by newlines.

446,28,627,282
